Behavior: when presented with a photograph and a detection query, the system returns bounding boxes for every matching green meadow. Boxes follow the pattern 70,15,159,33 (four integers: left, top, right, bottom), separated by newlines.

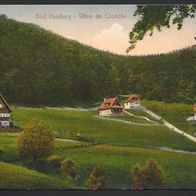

12,107,196,151
142,100,196,136
102,112,155,124
0,161,74,189
0,135,196,189
55,144,196,189
0,105,196,189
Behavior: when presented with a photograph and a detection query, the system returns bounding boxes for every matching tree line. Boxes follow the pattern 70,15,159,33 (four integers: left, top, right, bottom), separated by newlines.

0,15,195,106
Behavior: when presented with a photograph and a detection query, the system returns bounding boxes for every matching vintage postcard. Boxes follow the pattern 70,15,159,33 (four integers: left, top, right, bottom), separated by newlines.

0,4,196,190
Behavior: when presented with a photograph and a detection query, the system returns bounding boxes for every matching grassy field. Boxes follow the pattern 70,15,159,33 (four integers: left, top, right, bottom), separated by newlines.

128,109,160,122
142,100,196,136
0,135,18,162
54,144,196,189
1,105,196,189
0,161,74,189
104,113,155,124
0,134,90,162
0,135,196,189
11,107,196,151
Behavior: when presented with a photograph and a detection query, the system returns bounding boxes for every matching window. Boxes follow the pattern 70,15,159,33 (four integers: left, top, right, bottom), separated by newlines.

0,104,2,108
0,113,10,117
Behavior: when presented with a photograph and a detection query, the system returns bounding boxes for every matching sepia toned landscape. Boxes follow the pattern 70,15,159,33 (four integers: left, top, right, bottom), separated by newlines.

0,5,196,189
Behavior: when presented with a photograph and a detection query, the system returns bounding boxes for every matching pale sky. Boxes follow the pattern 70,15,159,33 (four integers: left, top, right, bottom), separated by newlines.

0,5,196,56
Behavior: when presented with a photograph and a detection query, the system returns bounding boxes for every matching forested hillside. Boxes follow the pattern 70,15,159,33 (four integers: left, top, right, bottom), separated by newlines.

0,15,195,105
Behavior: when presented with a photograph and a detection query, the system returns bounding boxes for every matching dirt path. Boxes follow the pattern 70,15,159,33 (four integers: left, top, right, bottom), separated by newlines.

55,137,79,143
147,146,196,154
143,108,196,143
124,110,159,124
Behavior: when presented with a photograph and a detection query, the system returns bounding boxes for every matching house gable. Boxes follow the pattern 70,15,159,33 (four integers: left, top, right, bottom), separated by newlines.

98,97,122,111
0,93,11,113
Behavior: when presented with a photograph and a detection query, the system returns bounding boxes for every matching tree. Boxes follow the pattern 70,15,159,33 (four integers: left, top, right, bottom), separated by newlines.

87,167,106,189
127,5,196,52
17,120,54,165
131,159,165,189
61,158,76,178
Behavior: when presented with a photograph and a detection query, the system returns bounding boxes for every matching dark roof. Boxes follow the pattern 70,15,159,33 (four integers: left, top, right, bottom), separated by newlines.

98,97,122,110
0,93,12,112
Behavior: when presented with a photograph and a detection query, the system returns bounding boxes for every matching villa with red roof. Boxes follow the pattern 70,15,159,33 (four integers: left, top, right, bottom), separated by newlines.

98,97,123,116
123,94,141,109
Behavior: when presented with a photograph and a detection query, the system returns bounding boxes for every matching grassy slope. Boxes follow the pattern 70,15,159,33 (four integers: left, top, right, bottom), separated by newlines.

142,100,196,136
12,107,196,151
128,110,159,121
0,135,17,162
0,161,73,189
0,135,196,189
102,113,155,124
0,134,90,162
1,106,196,189
55,144,196,189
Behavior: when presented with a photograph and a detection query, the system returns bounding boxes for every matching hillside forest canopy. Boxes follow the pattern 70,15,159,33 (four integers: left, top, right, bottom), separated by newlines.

0,14,196,106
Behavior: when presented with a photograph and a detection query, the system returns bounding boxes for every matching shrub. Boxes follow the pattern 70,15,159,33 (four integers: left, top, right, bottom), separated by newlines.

131,159,165,189
47,155,62,173
17,120,54,166
87,167,106,189
32,159,47,173
61,158,76,178
0,148,4,160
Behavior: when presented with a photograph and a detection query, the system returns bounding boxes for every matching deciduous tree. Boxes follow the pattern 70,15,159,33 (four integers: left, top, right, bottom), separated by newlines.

87,167,106,189
17,120,54,165
127,5,196,52
131,159,165,189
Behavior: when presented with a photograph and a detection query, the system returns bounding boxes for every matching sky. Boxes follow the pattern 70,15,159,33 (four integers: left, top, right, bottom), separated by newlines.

0,5,195,56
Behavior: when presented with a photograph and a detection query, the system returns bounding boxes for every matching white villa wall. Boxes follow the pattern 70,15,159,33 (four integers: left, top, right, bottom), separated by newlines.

124,102,140,109
99,109,112,116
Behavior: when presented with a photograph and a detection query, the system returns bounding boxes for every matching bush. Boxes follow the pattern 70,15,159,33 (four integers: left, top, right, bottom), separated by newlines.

47,155,62,173
61,158,76,178
17,120,54,166
32,159,47,173
87,167,106,189
0,148,4,160
131,159,165,189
